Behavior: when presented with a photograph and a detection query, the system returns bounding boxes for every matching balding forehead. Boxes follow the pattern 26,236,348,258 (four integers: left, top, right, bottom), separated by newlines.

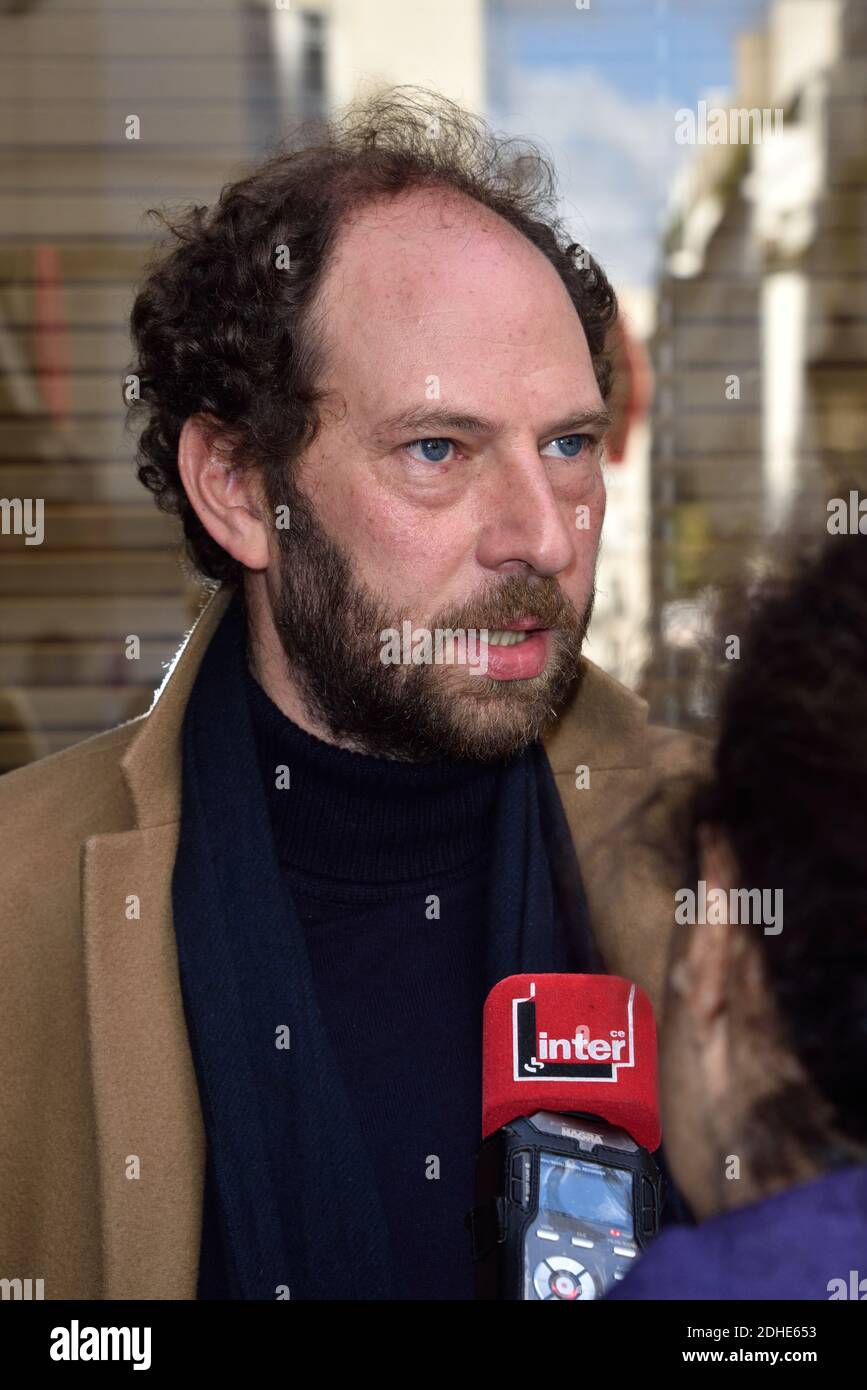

317,184,578,336
335,183,527,253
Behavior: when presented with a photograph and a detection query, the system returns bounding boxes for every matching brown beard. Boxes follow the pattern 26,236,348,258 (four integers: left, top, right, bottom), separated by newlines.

262,476,593,762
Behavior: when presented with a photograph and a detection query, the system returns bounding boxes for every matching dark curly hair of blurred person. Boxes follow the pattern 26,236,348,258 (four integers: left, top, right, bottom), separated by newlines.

682,527,867,1179
125,86,619,585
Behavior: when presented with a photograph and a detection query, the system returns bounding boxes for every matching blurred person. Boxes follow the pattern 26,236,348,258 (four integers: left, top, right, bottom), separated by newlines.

0,90,701,1301
609,529,867,1300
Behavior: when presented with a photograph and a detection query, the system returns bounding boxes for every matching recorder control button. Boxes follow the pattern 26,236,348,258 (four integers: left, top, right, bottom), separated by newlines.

509,1151,531,1207
533,1255,596,1301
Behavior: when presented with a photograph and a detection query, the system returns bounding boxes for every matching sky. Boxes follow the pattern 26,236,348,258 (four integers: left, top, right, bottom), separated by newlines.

486,0,770,285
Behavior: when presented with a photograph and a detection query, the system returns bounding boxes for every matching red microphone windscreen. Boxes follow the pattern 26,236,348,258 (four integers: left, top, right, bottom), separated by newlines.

482,974,660,1150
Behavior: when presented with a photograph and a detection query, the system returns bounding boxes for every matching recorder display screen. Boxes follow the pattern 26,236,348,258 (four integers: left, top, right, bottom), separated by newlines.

538,1153,634,1238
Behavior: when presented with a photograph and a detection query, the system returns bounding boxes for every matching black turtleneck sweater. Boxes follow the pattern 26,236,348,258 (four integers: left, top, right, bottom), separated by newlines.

243,666,502,1300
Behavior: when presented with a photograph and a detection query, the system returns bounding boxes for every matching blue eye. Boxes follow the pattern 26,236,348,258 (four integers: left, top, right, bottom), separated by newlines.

406,437,454,463
542,434,591,459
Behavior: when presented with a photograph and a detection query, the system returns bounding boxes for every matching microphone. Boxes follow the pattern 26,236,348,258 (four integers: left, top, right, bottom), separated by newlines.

466,973,663,1300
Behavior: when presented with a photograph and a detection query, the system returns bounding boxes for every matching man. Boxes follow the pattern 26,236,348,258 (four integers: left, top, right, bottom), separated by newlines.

0,90,701,1300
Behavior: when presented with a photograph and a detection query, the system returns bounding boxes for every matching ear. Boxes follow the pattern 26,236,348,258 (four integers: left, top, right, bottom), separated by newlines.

177,415,271,572
677,824,739,1034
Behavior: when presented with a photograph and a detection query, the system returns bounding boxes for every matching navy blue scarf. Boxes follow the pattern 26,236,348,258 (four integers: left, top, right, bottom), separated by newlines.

172,590,600,1299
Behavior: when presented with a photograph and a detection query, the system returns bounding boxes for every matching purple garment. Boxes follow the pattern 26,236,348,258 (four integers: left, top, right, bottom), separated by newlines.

606,1164,867,1300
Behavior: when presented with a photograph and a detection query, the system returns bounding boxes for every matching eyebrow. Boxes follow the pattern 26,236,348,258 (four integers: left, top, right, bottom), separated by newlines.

368,405,612,446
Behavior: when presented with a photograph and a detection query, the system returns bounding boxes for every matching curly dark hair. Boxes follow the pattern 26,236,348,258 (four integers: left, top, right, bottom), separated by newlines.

684,527,867,1174
126,86,619,583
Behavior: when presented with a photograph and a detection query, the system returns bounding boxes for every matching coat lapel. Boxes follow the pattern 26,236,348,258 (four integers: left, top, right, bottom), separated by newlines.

543,665,691,1011
81,586,233,1298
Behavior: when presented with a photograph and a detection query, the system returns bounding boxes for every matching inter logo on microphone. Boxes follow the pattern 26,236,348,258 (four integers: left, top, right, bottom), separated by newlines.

482,973,659,1148
512,980,635,1082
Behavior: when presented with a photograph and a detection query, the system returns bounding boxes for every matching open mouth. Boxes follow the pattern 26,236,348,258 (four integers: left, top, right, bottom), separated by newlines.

473,624,552,681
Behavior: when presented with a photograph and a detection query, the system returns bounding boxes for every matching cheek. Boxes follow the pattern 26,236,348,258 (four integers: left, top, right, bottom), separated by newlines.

561,464,606,545
347,498,464,605
559,491,605,601
582,464,606,533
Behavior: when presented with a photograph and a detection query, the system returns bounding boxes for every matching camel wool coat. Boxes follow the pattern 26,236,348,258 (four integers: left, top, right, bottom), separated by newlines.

0,585,705,1299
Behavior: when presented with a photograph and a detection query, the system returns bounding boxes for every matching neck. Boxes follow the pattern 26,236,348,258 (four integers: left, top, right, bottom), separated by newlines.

701,1125,831,1221
244,659,502,883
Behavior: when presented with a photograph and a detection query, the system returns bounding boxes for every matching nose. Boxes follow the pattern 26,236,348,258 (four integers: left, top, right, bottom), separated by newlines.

474,448,594,578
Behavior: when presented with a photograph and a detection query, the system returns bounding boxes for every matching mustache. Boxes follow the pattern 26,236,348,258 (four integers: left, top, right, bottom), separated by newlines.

431,575,585,634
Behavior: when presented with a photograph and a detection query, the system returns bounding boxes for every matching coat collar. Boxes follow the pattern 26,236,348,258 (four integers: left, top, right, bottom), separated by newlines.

119,582,653,825
120,585,234,828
